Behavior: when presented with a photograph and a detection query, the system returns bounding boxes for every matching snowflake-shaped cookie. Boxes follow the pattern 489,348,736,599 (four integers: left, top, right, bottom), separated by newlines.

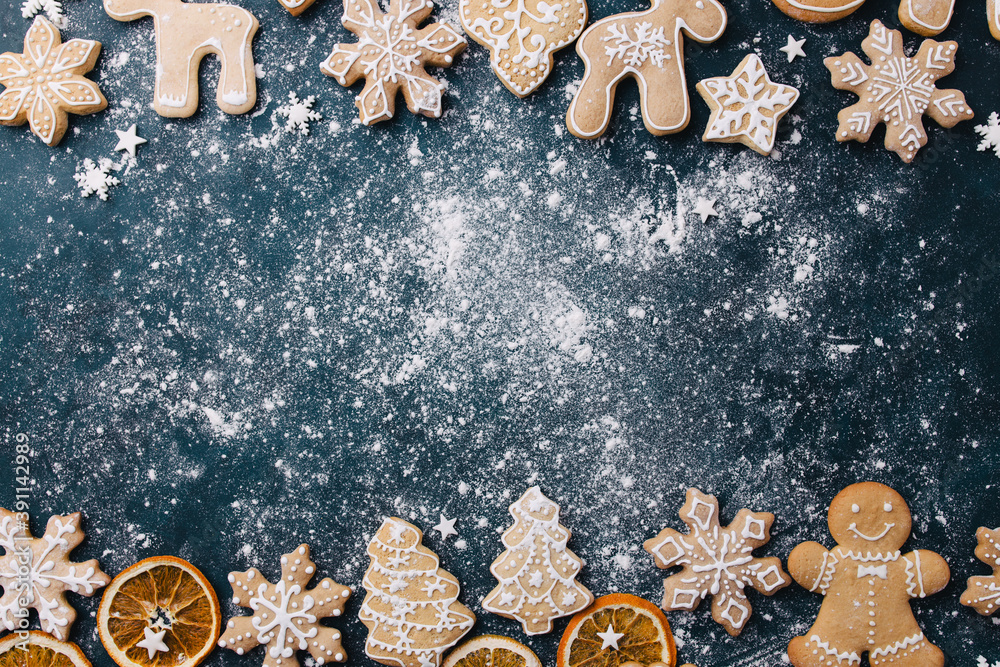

824,19,973,163
960,527,1000,616
320,0,466,125
219,544,352,667
0,508,110,640
643,488,790,636
697,54,799,156
975,111,1000,158
74,157,120,200
0,17,107,146
277,92,322,135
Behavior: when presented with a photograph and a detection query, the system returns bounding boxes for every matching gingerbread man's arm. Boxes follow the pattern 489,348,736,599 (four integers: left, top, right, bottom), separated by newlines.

902,549,950,598
788,542,834,594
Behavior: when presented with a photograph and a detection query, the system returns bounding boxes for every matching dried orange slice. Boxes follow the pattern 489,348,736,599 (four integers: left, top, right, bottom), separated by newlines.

0,631,92,667
98,555,221,667
444,635,541,667
557,594,677,667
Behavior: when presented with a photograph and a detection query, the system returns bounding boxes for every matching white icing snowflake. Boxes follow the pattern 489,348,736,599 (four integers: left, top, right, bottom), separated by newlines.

602,22,671,69
276,92,322,135
976,657,1000,667
975,111,1000,158
74,158,120,200
0,509,110,640
21,0,64,26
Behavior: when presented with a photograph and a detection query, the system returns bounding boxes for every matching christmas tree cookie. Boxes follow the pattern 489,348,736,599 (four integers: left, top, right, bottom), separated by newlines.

219,544,352,666
360,518,475,667
482,486,594,635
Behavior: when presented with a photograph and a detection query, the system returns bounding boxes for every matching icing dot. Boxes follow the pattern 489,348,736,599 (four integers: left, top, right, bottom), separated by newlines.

851,504,860,513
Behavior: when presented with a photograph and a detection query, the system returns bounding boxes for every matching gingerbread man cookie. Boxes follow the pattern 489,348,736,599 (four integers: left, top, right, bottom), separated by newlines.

771,0,866,23
960,526,1000,616
898,0,954,36
825,20,973,163
321,0,466,126
0,17,107,146
460,0,587,97
103,0,259,118
787,482,950,667
566,0,727,138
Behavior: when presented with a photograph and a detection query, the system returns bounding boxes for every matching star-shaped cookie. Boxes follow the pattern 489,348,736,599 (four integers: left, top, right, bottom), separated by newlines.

697,54,799,156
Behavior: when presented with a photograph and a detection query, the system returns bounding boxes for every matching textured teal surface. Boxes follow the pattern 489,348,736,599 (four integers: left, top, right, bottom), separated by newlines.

1,0,999,665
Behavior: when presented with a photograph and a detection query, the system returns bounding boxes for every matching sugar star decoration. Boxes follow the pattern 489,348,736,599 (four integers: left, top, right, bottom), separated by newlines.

219,544,352,667
0,509,110,640
74,157,120,200
692,197,718,223
780,35,806,62
596,624,624,650
697,55,799,156
320,0,466,125
0,17,107,146
960,527,1000,616
136,627,170,659
643,488,791,636
824,19,973,163
114,123,146,157
277,92,322,135
433,514,458,540
975,111,1000,158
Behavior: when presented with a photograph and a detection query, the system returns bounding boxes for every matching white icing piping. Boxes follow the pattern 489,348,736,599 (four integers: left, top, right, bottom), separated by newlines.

901,0,954,33
780,0,865,12
847,522,894,541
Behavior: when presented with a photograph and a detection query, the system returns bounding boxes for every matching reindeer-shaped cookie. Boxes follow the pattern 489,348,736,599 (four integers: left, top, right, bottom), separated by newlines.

787,482,950,667
104,0,259,117
566,0,726,138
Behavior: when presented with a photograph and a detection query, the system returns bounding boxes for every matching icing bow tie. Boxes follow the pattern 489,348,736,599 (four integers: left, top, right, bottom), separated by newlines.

857,564,888,579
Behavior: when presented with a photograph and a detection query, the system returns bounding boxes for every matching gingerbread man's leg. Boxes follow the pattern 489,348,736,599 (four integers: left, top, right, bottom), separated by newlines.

869,636,944,667
787,634,863,667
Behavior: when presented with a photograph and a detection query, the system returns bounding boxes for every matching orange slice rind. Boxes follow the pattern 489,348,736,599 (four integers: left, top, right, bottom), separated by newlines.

557,594,677,667
444,635,541,667
0,631,92,667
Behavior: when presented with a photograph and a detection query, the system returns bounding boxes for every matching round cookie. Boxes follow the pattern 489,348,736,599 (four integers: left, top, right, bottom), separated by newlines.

771,0,866,23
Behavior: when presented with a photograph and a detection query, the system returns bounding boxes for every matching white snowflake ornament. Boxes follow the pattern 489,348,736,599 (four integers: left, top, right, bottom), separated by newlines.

219,544,352,667
277,92,322,135
74,157,120,200
0,509,111,640
975,112,1000,158
21,0,64,26
643,488,791,636
603,22,672,69
697,54,799,156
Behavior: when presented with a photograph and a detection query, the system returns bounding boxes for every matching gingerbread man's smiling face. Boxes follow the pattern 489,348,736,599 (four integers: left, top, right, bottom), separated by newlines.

828,482,912,552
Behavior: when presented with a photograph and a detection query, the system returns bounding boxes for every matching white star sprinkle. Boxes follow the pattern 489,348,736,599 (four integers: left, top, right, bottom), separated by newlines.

114,123,147,157
499,591,516,605
692,197,718,223
528,570,544,588
596,624,625,650
136,627,169,660
433,514,458,540
780,35,806,62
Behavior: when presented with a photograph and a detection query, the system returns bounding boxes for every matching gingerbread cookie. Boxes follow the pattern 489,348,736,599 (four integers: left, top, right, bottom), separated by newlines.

643,488,790,636
278,0,317,16
771,0,866,23
899,0,954,36
787,482,950,667
0,17,107,146
321,0,466,125
219,544,351,666
697,54,799,156
0,509,110,640
482,486,594,635
359,518,475,667
960,527,1000,616
824,20,973,163
103,0,259,118
566,0,727,138
460,0,587,97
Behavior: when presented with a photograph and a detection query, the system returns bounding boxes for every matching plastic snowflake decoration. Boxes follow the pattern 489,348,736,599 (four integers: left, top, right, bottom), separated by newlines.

697,54,799,156
824,19,973,163
320,0,466,125
219,544,352,667
643,488,791,636
74,157,120,200
602,22,671,68
0,509,110,640
0,17,107,146
960,527,1000,616
21,0,64,26
277,92,322,135
975,112,1000,158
